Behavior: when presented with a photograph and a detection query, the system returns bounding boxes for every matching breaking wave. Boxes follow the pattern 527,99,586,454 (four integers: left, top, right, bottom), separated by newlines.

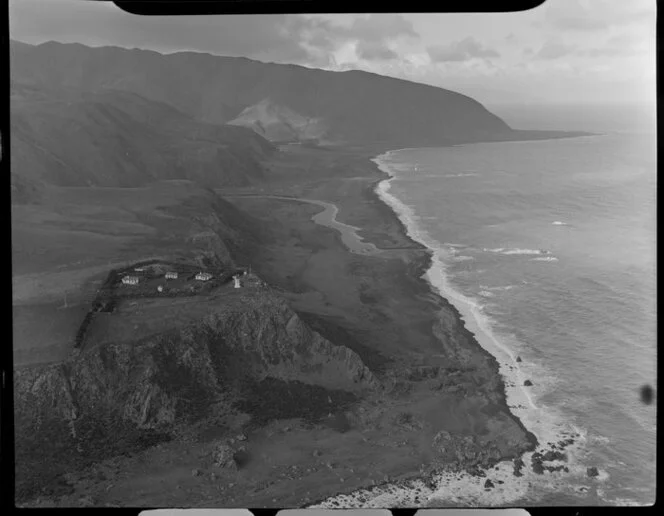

484,248,552,256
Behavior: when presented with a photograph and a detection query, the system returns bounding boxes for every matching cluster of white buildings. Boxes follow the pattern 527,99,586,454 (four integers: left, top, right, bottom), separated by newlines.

120,266,217,288
121,275,139,285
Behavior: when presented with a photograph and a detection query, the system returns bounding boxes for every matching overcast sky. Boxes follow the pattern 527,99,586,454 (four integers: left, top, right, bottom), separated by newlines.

9,0,656,107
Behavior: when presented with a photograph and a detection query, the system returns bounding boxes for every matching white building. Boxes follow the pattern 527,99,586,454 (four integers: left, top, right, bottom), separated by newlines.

122,276,139,285
233,275,241,288
157,285,164,293
165,271,178,280
195,272,213,281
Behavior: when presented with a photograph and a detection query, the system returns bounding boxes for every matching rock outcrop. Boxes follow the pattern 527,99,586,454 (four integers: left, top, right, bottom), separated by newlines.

15,286,378,436
431,429,531,473
14,282,378,502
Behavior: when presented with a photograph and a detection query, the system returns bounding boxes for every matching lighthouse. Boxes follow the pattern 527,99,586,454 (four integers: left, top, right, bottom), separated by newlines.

233,275,241,289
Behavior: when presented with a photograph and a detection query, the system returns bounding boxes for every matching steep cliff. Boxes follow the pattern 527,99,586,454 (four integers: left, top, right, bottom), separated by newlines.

14,282,378,499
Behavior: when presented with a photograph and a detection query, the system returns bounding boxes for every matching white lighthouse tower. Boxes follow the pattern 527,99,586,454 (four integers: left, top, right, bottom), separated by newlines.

233,275,241,289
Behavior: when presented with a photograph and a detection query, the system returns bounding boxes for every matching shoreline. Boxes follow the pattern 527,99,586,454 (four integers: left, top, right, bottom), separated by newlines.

370,150,537,426
15,140,606,507
320,147,597,506
298,147,541,506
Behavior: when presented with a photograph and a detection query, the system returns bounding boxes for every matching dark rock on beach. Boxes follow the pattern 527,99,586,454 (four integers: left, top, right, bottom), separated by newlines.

542,450,567,462
524,379,533,386
587,466,599,478
484,479,495,489
432,430,509,473
513,457,525,477
212,442,238,470
531,452,545,475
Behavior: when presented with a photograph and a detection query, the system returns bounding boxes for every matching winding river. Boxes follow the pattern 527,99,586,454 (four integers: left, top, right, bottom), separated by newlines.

223,194,379,255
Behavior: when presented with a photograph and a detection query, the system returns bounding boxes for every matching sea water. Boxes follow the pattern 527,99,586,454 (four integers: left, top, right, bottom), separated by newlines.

371,122,656,505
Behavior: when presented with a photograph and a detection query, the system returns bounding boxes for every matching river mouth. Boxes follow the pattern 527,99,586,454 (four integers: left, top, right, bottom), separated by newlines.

222,193,380,255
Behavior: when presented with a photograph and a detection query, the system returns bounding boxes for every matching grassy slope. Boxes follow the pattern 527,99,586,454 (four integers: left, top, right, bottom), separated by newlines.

10,82,275,201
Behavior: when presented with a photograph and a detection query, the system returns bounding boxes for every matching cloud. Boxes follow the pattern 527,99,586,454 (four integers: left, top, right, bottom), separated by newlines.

427,37,499,63
553,16,606,31
356,41,399,61
535,39,574,60
544,0,655,32
9,2,418,68
582,30,651,58
347,14,418,41
288,14,417,65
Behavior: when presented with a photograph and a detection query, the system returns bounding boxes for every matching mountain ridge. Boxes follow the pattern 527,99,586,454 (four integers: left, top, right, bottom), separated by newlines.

10,39,518,147
10,81,276,203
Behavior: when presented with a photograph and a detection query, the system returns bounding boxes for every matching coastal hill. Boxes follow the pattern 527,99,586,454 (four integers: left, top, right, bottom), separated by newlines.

11,39,537,147
10,80,275,204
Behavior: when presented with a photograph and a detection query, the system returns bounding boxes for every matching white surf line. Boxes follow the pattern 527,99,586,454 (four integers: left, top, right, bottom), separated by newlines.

318,152,596,507
370,155,539,411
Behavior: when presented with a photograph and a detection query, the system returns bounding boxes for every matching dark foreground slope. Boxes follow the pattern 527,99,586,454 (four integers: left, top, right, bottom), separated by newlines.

10,81,275,203
13,145,538,508
11,40,519,147
12,179,378,502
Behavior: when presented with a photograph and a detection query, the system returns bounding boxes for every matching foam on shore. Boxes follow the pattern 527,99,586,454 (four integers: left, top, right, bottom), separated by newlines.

312,150,603,507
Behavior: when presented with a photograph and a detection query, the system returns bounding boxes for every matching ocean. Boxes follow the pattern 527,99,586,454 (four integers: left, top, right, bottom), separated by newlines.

372,116,656,506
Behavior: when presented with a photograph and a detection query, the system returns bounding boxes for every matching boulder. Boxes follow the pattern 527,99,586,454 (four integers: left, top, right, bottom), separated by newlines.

484,479,494,489
524,379,533,386
212,442,237,470
587,466,599,478
531,452,545,474
543,450,567,462
513,457,525,477
516,356,522,363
